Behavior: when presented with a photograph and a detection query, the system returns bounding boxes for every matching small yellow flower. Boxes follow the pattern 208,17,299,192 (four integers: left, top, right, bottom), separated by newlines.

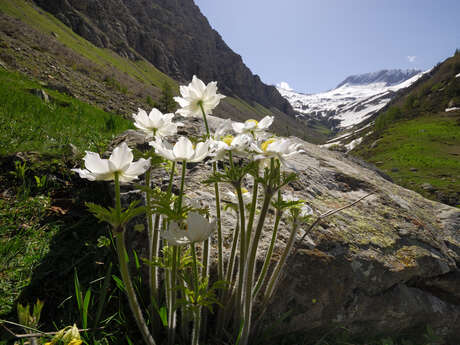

68,339,83,345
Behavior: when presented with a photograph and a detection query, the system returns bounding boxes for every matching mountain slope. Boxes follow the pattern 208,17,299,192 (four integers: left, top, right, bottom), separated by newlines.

0,0,308,138
352,52,460,206
278,69,423,131
32,0,294,115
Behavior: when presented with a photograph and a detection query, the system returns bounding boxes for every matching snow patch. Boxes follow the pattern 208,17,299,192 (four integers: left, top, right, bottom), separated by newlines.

345,137,363,151
277,81,293,91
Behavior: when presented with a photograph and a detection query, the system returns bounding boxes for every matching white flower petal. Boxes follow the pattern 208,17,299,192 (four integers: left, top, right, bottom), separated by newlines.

189,141,210,162
258,116,274,130
109,143,133,171
83,152,111,174
173,137,195,161
123,158,151,180
71,168,97,181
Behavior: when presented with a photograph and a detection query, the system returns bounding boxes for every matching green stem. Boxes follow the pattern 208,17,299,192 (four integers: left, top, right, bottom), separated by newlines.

167,161,176,197
212,162,224,282
245,176,259,251
114,173,122,224
240,190,272,345
116,232,156,345
192,309,201,345
190,243,201,344
168,246,178,345
199,102,210,137
253,206,282,299
114,173,156,345
177,160,187,212
217,213,240,333
145,169,157,314
235,182,246,328
263,220,300,304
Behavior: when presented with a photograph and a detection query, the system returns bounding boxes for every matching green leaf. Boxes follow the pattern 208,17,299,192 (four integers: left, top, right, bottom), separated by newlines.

112,275,125,292
82,288,91,329
158,306,168,327
133,249,140,270
74,270,82,311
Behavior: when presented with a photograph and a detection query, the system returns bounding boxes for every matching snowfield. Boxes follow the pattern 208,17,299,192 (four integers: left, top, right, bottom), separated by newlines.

277,69,427,130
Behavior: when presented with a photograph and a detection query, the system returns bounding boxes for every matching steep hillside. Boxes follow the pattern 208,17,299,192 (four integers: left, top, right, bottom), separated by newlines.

352,51,460,206
0,0,309,139
32,0,294,115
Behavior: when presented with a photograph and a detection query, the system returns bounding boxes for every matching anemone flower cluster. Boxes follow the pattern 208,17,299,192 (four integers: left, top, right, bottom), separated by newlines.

71,75,315,345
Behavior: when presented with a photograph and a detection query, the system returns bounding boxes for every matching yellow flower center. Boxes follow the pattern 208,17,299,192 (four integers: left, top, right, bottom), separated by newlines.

261,139,276,152
222,135,234,146
245,119,258,127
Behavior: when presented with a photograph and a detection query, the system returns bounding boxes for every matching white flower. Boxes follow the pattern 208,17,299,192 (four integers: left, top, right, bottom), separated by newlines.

162,223,190,246
253,138,304,169
212,118,233,141
149,136,210,162
174,75,226,117
163,212,216,245
133,108,182,138
211,133,253,160
72,142,150,182
225,187,252,205
232,116,274,135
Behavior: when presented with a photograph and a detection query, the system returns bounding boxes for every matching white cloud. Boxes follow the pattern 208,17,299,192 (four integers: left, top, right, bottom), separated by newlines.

277,81,293,91
407,55,417,63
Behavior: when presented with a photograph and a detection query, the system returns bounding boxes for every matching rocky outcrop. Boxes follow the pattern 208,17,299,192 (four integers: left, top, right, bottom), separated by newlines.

32,0,294,115
119,115,460,343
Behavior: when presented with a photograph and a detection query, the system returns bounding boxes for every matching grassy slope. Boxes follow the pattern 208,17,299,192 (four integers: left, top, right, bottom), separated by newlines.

0,67,134,318
0,69,133,155
353,52,460,206
0,0,176,89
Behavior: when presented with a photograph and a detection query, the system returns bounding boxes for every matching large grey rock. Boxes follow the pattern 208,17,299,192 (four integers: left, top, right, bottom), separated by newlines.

119,116,460,342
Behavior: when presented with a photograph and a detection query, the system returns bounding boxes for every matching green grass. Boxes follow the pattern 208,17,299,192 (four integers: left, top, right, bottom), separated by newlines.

0,195,59,316
354,113,460,203
224,96,270,117
0,69,133,155
0,0,176,89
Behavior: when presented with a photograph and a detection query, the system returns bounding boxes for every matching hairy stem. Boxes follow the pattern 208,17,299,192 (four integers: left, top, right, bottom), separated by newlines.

114,173,156,345
253,205,282,299
240,190,272,345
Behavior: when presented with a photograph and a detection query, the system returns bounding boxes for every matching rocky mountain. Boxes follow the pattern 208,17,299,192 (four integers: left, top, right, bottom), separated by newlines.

336,69,422,88
278,69,423,130
32,0,294,115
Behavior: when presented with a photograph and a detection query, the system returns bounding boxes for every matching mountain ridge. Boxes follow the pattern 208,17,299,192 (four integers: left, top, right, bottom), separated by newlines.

32,0,294,115
336,69,422,88
277,68,425,131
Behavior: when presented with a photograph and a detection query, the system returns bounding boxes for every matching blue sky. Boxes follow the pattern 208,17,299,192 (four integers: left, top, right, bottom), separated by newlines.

194,0,460,93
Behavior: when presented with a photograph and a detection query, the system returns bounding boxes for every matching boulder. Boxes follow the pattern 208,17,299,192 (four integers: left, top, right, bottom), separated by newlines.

119,115,460,342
